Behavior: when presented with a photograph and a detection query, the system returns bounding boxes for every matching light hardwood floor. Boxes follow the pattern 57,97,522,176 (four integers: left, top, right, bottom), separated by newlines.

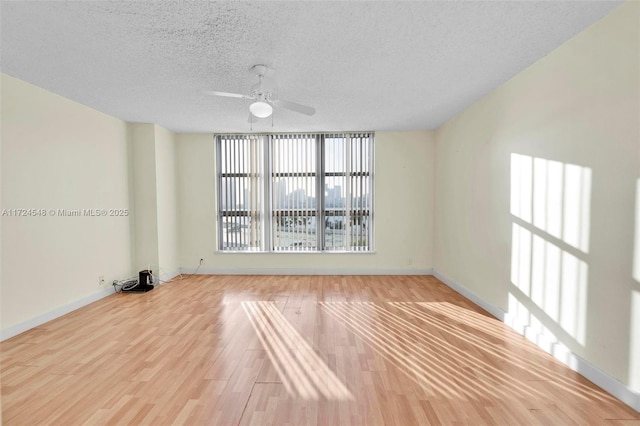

1,275,638,425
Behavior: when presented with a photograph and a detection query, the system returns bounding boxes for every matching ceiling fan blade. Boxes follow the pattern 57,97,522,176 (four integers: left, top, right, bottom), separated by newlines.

272,99,315,116
204,90,250,99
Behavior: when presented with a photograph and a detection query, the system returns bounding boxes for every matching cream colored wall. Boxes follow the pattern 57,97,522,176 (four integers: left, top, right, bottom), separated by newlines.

177,131,435,272
0,73,4,370
176,133,215,268
130,123,159,274
129,123,179,278
1,73,132,330
434,2,639,391
154,125,179,275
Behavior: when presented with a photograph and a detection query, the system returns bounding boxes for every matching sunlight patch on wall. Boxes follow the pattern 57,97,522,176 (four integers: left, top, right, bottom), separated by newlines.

530,233,561,322
510,154,592,349
505,294,572,362
511,223,588,345
562,164,591,253
242,301,353,400
511,153,591,253
532,157,563,240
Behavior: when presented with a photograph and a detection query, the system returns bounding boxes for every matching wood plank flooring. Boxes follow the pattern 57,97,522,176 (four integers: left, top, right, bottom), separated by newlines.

1,275,638,425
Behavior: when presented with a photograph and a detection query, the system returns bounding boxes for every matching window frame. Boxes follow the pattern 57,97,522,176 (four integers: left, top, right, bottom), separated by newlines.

216,132,374,253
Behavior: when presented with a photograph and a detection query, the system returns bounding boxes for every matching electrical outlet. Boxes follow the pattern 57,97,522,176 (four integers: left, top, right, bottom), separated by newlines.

98,275,105,286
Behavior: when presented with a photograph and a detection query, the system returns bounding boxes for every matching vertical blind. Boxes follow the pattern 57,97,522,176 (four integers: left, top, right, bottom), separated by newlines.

271,134,318,251
217,133,373,252
323,133,372,251
218,135,264,251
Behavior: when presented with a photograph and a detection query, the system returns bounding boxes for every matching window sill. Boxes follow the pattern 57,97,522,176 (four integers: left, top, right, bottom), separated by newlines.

216,250,376,255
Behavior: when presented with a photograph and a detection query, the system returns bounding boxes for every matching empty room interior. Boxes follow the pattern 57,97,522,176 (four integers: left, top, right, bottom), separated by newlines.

1,1,639,425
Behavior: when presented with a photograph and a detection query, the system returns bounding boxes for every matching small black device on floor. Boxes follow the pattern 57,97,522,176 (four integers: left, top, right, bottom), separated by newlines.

122,270,155,293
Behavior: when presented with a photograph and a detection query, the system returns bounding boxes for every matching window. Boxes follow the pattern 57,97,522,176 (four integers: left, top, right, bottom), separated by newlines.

216,133,374,252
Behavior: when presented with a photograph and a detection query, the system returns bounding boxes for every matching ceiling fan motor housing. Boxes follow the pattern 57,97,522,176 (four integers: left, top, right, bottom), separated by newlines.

206,63,315,119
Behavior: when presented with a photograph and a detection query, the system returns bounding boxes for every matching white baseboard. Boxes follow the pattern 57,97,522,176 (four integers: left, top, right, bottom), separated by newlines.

432,269,640,413
432,270,506,321
180,266,434,276
0,287,114,342
157,268,182,284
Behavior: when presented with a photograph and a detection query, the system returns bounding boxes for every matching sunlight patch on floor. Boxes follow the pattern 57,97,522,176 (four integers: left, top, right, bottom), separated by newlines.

242,301,353,401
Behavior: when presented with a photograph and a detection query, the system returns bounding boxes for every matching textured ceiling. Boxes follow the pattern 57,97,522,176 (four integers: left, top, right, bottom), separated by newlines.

0,1,622,133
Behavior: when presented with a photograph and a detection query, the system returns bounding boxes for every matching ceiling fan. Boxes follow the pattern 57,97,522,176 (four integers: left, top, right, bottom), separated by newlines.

205,64,316,121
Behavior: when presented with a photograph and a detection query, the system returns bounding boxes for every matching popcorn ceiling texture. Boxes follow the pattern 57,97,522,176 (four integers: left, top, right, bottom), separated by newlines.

0,1,621,133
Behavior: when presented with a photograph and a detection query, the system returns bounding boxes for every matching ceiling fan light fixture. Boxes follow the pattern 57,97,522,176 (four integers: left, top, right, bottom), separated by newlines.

249,101,273,118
